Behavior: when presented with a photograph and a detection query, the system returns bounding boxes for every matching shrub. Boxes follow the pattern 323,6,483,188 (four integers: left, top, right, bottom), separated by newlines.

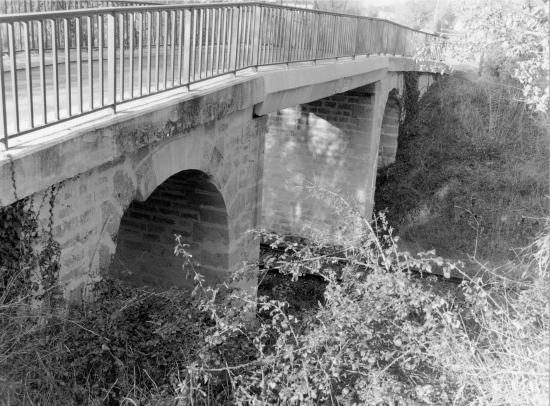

178,209,549,405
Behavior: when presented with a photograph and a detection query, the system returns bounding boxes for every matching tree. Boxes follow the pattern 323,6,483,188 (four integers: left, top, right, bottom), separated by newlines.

448,0,549,112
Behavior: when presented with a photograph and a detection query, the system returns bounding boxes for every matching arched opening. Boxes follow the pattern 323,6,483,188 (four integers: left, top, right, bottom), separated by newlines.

378,89,402,168
109,170,229,289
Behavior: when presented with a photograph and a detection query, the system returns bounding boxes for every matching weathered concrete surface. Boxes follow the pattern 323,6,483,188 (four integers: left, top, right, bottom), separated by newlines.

0,55,444,297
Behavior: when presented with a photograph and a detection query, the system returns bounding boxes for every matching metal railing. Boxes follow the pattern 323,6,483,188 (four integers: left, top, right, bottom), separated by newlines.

0,0,158,14
0,2,445,148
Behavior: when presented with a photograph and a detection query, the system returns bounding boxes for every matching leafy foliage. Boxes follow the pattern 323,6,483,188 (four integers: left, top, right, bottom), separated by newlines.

179,211,549,405
447,0,549,112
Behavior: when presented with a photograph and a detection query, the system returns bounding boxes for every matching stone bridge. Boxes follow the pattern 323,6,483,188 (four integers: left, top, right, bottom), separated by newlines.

0,2,445,299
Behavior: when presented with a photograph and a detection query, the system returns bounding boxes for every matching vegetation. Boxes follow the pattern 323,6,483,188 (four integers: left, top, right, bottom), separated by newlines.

0,1,548,404
376,75,549,267
1,209,547,405
447,0,549,112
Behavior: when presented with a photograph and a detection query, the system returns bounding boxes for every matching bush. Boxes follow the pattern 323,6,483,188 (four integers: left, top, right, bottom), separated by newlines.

179,210,549,405
0,279,211,405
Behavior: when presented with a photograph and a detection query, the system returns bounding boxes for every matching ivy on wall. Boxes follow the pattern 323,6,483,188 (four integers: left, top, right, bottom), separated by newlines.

0,165,62,306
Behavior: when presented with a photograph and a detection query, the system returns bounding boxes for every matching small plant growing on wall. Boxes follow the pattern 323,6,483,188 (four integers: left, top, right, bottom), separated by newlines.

0,184,61,306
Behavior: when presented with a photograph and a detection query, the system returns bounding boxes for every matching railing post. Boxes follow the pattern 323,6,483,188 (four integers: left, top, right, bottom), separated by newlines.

182,8,191,86
251,4,261,69
107,12,116,110
229,5,239,73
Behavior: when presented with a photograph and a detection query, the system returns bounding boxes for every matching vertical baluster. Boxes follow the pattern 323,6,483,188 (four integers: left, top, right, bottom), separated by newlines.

333,16,338,57
297,11,303,60
24,21,33,128
235,7,241,69
241,6,250,68
237,6,244,69
107,13,115,107
137,12,142,96
98,15,103,106
204,8,210,78
155,11,160,91
128,12,133,98
170,10,175,87
118,13,124,100
260,7,266,65
293,10,302,62
326,15,331,57
146,11,151,93
250,6,257,66
182,8,191,85
220,7,227,73
189,8,196,82
177,10,183,85
267,7,273,64
197,8,203,79
258,7,265,65
38,20,46,124
162,11,168,89
287,10,296,62
287,10,294,62
210,7,216,76
270,7,276,64
64,18,71,116
246,6,253,66
87,16,93,110
214,8,220,76
272,7,279,64
75,17,83,112
0,27,8,145
304,11,310,60
209,7,216,76
299,11,305,61
322,14,328,58
229,6,239,73
51,19,59,120
323,14,329,59
277,8,284,62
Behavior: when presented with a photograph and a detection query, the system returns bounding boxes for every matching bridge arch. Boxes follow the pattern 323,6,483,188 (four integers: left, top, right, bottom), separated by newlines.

110,169,229,289
378,88,403,168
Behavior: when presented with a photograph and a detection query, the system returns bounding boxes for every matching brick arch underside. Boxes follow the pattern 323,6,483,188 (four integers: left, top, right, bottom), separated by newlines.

378,88,402,168
110,169,229,289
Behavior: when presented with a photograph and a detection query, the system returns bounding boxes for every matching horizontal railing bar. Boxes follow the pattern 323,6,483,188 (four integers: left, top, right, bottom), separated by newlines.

0,2,439,38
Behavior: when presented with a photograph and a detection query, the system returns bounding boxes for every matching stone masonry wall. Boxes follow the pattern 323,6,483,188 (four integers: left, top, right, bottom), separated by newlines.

24,105,266,299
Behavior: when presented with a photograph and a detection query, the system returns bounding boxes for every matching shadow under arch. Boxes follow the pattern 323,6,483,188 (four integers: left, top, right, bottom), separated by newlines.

109,169,229,290
378,88,402,168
